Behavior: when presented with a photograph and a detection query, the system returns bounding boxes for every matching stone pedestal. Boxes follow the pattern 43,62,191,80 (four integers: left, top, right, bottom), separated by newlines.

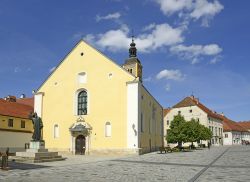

29,141,45,150
15,141,65,163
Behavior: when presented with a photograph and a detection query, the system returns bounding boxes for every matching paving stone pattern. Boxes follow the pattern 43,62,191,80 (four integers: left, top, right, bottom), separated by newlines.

1,146,250,182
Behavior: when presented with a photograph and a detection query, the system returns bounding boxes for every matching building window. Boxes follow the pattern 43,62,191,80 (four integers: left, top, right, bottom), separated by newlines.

141,113,144,132
78,90,87,115
224,134,228,138
189,109,192,113
21,120,25,128
167,120,169,125
78,72,87,83
54,124,59,138
8,119,13,127
105,122,111,137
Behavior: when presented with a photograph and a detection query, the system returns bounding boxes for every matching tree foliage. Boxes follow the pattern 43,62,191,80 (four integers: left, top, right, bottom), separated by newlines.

166,115,213,147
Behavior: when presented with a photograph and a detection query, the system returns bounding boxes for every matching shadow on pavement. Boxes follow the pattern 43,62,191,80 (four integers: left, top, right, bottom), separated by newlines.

7,161,50,170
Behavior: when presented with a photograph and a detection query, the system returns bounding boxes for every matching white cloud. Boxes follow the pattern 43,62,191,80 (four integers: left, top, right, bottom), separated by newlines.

96,12,121,22
170,44,222,64
191,0,224,27
142,23,156,31
156,0,193,15
144,76,153,82
156,69,185,81
210,55,222,64
88,23,184,52
155,0,224,26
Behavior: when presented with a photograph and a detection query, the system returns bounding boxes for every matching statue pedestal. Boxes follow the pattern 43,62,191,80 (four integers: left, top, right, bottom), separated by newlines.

29,141,45,150
15,141,66,163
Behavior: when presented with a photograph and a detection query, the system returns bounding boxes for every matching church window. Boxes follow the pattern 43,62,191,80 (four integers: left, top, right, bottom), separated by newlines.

78,72,87,83
105,122,111,137
54,124,59,138
78,90,87,115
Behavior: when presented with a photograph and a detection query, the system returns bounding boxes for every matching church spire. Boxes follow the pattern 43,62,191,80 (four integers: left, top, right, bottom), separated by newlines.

129,35,137,57
122,32,143,82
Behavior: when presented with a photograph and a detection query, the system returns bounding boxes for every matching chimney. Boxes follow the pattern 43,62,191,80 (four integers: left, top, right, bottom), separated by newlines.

5,95,16,102
20,94,26,98
195,98,199,104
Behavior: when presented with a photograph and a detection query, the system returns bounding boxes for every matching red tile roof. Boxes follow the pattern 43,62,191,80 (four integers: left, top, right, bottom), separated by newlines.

16,97,34,107
237,121,250,130
220,115,248,132
173,96,222,120
163,108,171,117
0,98,33,119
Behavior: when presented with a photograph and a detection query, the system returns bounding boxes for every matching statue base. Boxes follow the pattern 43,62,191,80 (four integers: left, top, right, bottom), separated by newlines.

29,141,45,150
15,141,66,163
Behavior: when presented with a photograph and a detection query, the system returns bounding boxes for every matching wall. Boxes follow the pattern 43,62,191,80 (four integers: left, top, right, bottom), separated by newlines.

223,132,232,145
37,41,137,153
139,84,163,153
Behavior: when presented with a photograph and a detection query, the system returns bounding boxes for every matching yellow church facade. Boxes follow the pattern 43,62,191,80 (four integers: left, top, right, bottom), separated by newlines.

35,40,163,155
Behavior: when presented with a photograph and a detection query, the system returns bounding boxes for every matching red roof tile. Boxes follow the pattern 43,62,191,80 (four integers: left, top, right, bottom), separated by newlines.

220,115,248,132
16,97,34,107
237,121,250,130
173,96,222,120
0,98,33,119
163,108,171,117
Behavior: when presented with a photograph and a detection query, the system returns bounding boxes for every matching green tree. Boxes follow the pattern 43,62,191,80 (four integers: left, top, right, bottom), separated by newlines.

166,114,187,148
198,125,213,142
185,119,200,146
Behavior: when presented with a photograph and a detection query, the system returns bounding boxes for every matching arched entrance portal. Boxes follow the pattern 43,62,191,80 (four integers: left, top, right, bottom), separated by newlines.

75,135,86,155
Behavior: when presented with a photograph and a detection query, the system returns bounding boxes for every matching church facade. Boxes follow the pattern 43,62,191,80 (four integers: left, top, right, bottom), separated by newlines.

34,39,163,155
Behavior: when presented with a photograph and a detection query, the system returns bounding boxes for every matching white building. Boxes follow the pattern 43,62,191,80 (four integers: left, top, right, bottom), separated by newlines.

164,96,223,147
223,117,250,145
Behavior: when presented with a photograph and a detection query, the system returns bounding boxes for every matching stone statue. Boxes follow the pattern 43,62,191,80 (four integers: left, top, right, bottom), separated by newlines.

30,112,43,141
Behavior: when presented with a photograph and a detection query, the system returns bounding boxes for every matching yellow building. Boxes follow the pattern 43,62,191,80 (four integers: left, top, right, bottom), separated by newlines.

0,96,33,152
34,39,163,155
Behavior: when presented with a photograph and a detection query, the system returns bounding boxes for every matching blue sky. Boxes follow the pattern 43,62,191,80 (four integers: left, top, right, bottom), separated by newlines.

0,0,249,121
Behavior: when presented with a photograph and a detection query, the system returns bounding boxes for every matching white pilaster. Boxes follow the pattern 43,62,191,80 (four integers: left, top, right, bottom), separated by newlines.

34,92,44,117
127,81,140,149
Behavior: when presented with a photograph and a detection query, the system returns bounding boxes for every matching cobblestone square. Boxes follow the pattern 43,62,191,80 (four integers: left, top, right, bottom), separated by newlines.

1,146,250,182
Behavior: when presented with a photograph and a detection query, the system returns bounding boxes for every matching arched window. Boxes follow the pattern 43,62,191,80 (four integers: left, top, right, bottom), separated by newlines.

105,122,111,137
78,90,87,115
54,124,59,138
